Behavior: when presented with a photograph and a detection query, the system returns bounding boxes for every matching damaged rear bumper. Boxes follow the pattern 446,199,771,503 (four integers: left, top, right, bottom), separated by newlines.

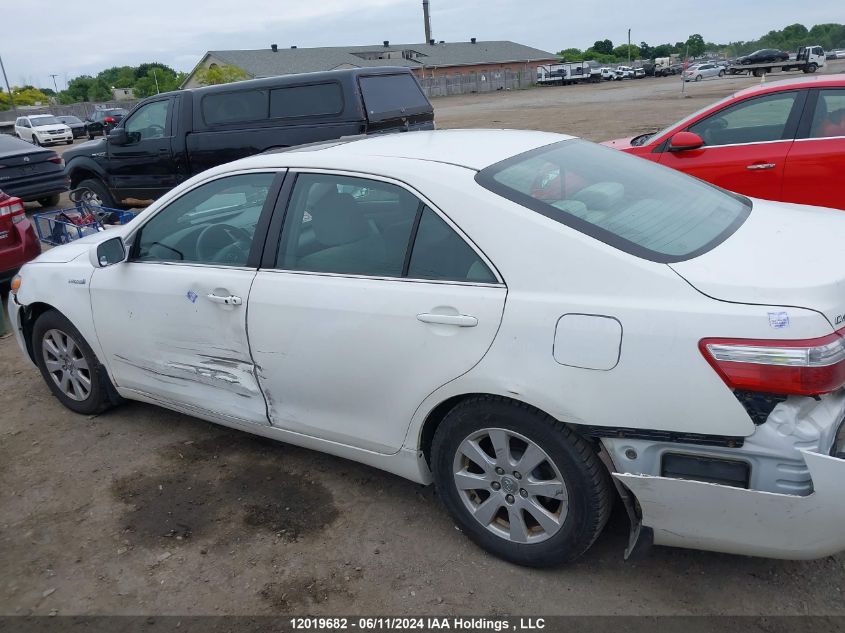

615,449,845,559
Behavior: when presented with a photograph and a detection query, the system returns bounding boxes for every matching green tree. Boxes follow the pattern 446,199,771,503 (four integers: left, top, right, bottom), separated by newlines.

582,49,617,63
194,64,249,86
557,47,584,60
652,44,673,58
12,86,50,106
592,39,613,55
639,41,654,60
613,44,641,60
686,33,706,57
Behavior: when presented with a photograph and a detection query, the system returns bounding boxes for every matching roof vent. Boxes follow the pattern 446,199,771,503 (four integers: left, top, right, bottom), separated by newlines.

439,40,445,44
271,44,278,52
429,39,435,45
383,40,390,47
291,45,297,49
471,37,476,44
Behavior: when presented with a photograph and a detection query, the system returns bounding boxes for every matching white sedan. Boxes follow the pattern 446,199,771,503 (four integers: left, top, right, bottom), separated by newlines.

683,62,726,81
8,130,845,566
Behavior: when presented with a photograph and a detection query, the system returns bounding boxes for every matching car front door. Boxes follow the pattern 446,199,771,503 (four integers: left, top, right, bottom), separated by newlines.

90,170,282,426
106,97,178,202
657,90,805,200
247,172,507,454
782,88,845,210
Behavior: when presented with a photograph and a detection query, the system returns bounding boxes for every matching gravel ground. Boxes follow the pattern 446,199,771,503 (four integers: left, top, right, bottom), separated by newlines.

3,62,845,617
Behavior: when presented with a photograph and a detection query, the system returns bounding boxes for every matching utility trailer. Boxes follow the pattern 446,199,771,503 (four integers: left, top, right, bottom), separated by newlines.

728,45,826,77
537,62,601,86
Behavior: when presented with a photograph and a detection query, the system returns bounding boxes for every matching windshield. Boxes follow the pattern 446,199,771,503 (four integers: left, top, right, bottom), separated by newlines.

59,116,82,124
30,116,61,127
475,139,750,263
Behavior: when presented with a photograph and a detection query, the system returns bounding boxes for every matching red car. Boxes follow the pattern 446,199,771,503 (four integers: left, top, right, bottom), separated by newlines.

602,74,845,210
0,191,41,288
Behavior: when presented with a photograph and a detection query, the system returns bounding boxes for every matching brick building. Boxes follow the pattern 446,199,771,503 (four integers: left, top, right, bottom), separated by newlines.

181,40,558,89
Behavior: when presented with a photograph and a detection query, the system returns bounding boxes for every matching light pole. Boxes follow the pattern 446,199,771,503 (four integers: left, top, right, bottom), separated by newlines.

49,74,60,93
0,53,16,114
628,28,631,65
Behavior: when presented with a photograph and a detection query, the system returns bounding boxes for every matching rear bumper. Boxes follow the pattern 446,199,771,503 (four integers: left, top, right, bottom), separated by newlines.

614,391,845,559
0,223,42,283
7,175,70,202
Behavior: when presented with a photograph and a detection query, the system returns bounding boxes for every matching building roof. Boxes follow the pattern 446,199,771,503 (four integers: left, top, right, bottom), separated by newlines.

201,40,558,79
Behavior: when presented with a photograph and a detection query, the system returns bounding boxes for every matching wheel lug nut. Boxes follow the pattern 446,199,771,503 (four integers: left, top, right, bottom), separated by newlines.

513,471,522,479
520,489,528,498
495,467,505,475
505,494,515,504
491,481,501,491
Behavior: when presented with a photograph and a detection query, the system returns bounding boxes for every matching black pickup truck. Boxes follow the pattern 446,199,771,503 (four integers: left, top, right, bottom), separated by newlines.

63,67,434,208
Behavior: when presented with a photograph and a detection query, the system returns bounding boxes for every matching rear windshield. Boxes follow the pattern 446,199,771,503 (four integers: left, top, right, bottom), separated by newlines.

359,74,430,122
475,139,750,263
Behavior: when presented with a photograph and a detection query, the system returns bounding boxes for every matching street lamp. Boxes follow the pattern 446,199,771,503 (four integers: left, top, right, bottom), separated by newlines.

628,28,631,65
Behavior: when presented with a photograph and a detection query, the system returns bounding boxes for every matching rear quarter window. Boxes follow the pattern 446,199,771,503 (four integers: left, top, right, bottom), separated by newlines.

359,74,430,122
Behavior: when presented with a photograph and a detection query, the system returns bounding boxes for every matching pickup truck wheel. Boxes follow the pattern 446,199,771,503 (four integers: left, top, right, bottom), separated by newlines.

33,310,117,415
807,63,818,73
37,194,60,208
431,396,612,567
76,178,117,209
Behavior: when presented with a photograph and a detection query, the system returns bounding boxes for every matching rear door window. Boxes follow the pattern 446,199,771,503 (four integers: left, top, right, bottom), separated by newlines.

809,89,845,138
270,83,343,119
359,74,430,122
202,89,268,125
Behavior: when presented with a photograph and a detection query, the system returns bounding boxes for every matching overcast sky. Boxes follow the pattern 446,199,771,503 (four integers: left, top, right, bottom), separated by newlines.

2,0,840,90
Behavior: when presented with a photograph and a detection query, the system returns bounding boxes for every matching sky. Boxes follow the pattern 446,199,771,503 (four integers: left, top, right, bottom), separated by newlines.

2,0,841,90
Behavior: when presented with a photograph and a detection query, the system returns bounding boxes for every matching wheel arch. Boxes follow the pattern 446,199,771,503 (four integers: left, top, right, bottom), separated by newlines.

66,158,107,189
20,301,62,364
417,392,603,469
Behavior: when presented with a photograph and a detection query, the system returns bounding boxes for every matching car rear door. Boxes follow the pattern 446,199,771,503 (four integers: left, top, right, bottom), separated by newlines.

781,87,845,210
657,90,805,200
246,171,505,454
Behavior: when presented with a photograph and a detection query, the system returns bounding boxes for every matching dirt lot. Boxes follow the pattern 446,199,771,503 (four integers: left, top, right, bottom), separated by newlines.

3,65,845,617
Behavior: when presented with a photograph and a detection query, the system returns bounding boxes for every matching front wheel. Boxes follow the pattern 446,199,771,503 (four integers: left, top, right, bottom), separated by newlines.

431,397,612,567
33,310,117,415
76,178,118,209
32,135,41,146
807,63,818,73
695,74,702,82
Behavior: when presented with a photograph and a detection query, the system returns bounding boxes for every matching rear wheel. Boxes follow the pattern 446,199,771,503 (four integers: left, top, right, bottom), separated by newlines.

33,310,117,415
37,194,60,208
87,129,95,140
807,63,818,73
76,178,118,209
695,74,702,82
431,397,612,567
718,69,725,77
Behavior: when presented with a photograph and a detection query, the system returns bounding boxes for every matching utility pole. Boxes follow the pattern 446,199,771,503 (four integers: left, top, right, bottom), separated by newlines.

628,28,631,65
49,74,60,93
0,53,16,114
153,69,160,94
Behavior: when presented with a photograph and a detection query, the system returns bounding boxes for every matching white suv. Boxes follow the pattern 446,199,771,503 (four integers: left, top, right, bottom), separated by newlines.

14,115,73,146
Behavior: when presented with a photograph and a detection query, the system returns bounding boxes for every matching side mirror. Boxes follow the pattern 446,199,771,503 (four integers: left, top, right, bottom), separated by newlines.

668,131,705,152
92,237,127,268
107,128,128,145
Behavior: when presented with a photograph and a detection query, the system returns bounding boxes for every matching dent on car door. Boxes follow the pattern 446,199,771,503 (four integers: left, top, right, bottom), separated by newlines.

247,172,506,454
782,88,845,210
658,90,804,200
90,171,283,425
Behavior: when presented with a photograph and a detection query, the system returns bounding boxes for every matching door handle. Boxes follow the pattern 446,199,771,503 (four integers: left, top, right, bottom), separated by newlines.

207,293,243,306
417,313,478,327
746,163,776,170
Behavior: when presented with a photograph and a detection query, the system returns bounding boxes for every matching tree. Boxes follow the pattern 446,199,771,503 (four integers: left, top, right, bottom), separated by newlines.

613,44,641,60
639,41,654,60
592,39,613,55
582,49,617,64
557,47,584,60
686,33,706,57
652,44,672,58
194,64,249,86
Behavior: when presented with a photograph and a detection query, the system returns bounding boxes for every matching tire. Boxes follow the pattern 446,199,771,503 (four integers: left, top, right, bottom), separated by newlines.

32,135,41,146
66,139,73,145
37,194,60,208
431,396,612,567
87,130,95,140
808,63,818,73
695,74,702,82
32,310,117,415
753,68,764,77
718,69,725,77
76,178,118,209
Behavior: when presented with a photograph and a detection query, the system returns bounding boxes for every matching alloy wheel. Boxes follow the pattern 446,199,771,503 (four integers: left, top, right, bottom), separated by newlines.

452,427,569,544
41,328,92,401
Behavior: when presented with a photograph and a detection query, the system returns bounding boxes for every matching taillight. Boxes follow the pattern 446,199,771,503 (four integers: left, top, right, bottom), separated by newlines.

700,330,845,397
0,192,25,223
47,155,64,167
104,116,115,124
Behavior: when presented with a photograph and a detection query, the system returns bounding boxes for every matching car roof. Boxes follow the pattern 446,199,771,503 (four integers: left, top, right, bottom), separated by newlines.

733,73,845,98
238,129,573,173
29,114,53,119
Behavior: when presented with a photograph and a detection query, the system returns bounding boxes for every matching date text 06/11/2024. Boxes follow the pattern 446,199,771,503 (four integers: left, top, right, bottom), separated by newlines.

289,617,547,630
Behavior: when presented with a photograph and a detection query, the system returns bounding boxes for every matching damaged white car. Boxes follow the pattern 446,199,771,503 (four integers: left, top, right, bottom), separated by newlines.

8,130,845,566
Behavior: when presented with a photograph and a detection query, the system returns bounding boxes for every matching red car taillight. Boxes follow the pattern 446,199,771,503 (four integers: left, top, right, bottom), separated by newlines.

104,116,115,124
47,154,64,166
700,329,845,397
0,191,26,224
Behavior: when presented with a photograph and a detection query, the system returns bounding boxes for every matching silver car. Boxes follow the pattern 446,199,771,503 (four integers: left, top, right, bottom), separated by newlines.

683,62,725,82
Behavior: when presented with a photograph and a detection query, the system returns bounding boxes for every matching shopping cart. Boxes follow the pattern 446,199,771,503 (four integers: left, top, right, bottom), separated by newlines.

33,188,137,246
